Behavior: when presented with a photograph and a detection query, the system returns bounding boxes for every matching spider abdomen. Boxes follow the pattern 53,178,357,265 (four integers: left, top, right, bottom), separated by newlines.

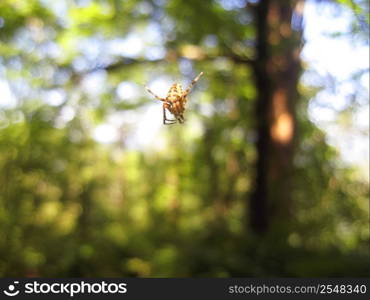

168,83,183,96
166,83,186,117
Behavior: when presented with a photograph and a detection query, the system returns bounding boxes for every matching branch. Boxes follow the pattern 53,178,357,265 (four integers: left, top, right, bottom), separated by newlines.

89,57,163,73
49,48,255,89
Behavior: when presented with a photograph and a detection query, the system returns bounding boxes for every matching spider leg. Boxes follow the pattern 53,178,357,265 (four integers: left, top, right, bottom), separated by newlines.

183,72,203,97
145,86,166,101
163,105,176,125
177,114,185,124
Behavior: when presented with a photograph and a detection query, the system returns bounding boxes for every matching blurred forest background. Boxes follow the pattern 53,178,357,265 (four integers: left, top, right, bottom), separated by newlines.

0,0,369,277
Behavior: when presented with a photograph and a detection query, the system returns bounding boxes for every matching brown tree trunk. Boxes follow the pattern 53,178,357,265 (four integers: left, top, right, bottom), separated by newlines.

249,0,304,234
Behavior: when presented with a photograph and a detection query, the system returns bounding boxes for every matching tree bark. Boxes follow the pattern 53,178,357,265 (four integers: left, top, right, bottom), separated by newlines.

249,0,304,234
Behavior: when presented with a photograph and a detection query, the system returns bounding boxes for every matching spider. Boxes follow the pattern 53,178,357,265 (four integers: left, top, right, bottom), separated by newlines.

145,72,203,125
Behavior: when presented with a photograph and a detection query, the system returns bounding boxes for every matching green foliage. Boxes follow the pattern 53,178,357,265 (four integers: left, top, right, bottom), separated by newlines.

0,0,368,277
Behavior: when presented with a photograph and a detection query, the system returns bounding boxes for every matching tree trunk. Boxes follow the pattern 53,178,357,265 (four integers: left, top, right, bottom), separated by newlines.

249,0,304,234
